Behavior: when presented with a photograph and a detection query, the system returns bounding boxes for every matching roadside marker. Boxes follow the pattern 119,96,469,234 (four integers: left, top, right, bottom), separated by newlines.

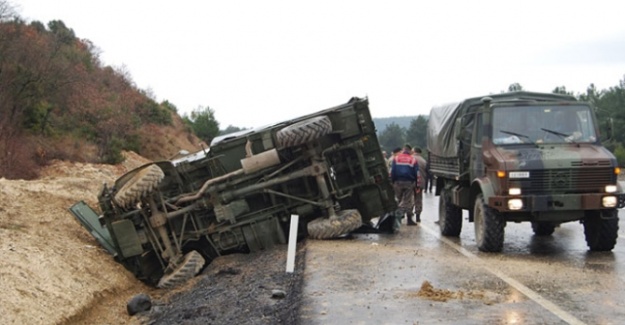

286,215,299,273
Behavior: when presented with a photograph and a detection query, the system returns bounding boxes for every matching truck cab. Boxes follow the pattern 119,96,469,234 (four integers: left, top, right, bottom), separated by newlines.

428,91,624,252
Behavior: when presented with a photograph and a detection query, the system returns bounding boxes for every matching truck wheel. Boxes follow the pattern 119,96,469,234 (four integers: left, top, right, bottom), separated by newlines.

531,222,556,236
307,209,362,239
474,193,505,252
157,250,206,289
439,191,462,236
276,116,332,148
114,164,164,208
583,209,619,251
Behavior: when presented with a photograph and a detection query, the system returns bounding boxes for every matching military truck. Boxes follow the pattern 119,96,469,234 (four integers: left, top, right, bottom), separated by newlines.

70,97,396,288
427,91,624,252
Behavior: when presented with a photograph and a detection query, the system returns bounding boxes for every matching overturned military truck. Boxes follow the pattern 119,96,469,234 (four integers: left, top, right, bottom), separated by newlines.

427,91,624,252
70,97,396,288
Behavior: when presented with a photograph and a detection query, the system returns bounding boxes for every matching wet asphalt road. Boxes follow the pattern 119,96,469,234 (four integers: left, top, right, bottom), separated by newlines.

300,191,625,325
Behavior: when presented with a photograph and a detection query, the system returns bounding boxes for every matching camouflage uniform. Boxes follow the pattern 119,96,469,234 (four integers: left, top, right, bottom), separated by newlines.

394,181,416,224
424,161,434,193
412,150,427,222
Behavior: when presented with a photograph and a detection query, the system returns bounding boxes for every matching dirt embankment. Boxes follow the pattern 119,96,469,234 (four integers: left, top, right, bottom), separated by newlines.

0,151,155,325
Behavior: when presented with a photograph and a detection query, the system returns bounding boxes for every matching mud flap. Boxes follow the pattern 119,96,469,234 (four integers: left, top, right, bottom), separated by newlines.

69,201,118,256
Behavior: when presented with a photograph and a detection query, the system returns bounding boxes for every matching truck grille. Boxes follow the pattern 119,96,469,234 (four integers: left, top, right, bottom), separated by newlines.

509,168,614,194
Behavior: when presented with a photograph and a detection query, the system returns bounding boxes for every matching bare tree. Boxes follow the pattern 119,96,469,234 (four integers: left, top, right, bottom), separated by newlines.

0,0,17,22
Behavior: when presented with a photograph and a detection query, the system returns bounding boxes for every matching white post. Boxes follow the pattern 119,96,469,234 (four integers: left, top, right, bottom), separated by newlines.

286,214,299,273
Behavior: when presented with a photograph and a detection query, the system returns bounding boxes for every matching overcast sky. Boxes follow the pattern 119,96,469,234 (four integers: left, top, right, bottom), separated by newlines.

13,0,625,128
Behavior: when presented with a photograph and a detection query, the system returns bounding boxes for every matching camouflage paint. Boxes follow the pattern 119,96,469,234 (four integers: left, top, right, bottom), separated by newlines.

428,91,624,224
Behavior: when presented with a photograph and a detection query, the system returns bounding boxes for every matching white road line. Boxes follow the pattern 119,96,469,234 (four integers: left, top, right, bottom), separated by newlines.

419,223,586,325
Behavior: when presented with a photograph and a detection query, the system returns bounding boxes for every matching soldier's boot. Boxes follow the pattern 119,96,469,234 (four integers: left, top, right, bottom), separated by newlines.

415,213,421,223
406,212,417,225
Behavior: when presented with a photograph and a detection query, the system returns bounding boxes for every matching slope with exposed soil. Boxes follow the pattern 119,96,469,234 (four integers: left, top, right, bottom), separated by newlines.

0,152,155,325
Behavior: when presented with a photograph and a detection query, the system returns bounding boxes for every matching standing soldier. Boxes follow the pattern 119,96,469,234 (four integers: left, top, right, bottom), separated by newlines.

390,144,419,232
424,160,434,193
412,147,427,223
387,147,402,173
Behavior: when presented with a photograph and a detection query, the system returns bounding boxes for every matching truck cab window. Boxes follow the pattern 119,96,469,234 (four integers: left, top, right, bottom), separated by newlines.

492,105,597,145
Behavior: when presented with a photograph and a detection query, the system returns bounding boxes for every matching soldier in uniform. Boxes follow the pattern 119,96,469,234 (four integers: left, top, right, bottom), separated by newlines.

390,144,419,232
412,147,427,223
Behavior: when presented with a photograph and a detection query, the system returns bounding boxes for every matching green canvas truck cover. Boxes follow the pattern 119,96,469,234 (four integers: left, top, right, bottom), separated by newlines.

426,91,577,158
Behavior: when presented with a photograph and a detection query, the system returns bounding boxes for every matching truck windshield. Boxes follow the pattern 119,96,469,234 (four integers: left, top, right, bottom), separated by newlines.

492,105,597,145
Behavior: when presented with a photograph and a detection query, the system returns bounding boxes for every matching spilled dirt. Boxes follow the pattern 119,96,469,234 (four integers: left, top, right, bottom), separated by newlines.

0,151,153,325
414,280,489,304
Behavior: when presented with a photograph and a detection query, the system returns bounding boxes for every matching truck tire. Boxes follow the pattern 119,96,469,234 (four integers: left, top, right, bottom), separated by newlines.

276,116,332,148
474,193,505,252
583,209,619,251
439,191,462,236
531,222,556,236
307,209,362,239
114,164,164,208
157,250,206,289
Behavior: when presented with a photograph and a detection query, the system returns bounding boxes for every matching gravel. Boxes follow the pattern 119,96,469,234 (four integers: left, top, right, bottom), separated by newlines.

135,242,307,325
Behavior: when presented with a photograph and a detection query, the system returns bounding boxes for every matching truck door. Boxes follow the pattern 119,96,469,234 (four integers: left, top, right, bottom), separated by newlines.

69,201,118,256
470,112,485,180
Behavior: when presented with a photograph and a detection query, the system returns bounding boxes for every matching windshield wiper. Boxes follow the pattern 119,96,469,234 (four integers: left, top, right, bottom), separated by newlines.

540,128,569,138
500,130,533,143
540,128,577,144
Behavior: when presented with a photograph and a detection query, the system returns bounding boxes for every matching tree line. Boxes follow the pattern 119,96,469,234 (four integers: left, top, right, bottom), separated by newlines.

2,0,625,180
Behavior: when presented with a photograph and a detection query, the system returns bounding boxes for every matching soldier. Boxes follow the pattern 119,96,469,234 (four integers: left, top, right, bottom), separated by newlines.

387,147,402,173
390,144,419,232
411,147,427,223
424,160,434,193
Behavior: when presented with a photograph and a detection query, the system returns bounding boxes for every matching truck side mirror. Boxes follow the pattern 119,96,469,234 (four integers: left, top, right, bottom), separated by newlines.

607,117,614,139
600,117,614,142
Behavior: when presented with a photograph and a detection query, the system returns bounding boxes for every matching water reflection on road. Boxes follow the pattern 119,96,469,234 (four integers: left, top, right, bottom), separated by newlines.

301,192,625,325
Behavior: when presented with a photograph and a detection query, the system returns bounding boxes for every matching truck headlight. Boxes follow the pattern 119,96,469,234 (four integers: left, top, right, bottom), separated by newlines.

508,199,523,210
605,185,617,193
509,188,521,195
602,196,617,208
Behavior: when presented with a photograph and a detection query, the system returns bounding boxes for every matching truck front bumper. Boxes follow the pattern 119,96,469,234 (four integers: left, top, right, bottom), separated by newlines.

488,192,625,213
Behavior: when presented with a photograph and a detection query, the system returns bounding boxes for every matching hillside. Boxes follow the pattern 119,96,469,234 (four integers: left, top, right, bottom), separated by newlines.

0,17,204,180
